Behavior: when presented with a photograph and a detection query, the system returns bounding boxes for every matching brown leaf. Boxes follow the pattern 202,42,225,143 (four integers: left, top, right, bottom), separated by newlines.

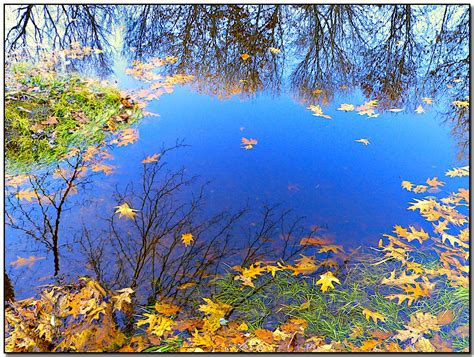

436,310,453,325
370,330,393,339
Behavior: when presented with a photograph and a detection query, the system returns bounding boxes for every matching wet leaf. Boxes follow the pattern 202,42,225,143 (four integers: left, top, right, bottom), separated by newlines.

114,203,139,219
316,271,340,292
181,233,194,247
354,138,370,145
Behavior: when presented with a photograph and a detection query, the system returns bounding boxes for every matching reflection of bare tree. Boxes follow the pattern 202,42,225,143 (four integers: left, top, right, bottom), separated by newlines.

5,149,101,275
290,5,365,105
78,145,307,305
421,5,469,159
5,4,114,76
125,5,285,99
359,5,419,109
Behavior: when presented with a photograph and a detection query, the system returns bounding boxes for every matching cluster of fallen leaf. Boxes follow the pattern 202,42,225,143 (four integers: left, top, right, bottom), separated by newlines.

5,167,469,352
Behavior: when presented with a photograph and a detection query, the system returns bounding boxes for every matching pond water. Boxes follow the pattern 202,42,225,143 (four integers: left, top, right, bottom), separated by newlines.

5,5,469,301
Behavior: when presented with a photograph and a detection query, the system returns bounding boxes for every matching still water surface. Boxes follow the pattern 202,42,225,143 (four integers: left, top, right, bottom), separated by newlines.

5,5,469,300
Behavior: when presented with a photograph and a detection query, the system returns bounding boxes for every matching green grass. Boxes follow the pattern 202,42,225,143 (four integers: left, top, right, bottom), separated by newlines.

5,62,142,173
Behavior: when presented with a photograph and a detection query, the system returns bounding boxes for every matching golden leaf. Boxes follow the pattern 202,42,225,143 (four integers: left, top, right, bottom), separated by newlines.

401,181,414,191
10,255,45,268
241,53,250,61
415,105,425,114
142,153,161,164
114,203,139,219
337,103,355,111
316,271,340,292
362,308,386,324
354,138,370,145
181,233,194,247
15,190,36,202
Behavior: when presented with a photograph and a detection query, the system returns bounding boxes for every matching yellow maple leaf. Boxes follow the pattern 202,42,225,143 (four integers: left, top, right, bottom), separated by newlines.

355,138,370,145
181,233,194,247
269,47,280,54
316,271,340,292
422,97,433,105
241,53,250,61
114,202,139,219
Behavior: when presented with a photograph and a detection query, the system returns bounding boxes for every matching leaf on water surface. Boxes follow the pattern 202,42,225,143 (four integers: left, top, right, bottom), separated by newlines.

154,302,181,316
426,177,445,187
445,166,469,177
354,138,370,145
181,233,194,247
316,271,340,292
136,313,175,337
401,180,414,191
452,100,469,108
422,97,433,105
15,189,36,202
11,255,46,268
318,244,344,254
91,163,115,175
307,104,331,119
362,308,386,324
142,153,161,164
241,53,250,61
177,282,197,290
381,270,420,286
269,47,280,54
241,137,258,150
436,310,454,325
112,288,134,312
337,103,355,111
299,236,330,246
114,202,139,219
415,105,425,114
388,108,404,112
356,100,379,117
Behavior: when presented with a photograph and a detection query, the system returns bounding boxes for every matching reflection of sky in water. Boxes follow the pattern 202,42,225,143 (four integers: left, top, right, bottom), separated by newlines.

6,71,467,298
4,5,469,299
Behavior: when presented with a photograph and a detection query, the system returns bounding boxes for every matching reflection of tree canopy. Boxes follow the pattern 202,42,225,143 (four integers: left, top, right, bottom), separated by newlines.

5,4,469,152
289,5,366,105
124,5,285,99
359,5,418,108
5,5,115,76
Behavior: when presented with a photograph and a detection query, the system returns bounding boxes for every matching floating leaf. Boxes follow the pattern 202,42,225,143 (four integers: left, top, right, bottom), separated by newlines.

114,203,139,219
181,233,194,247
316,271,340,292
355,138,370,145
